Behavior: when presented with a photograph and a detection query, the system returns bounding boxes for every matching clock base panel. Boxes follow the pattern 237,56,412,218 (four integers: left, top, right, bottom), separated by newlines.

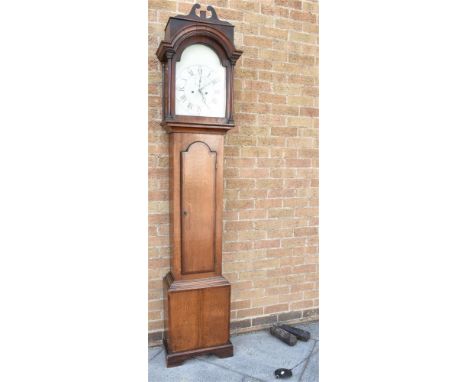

163,272,233,367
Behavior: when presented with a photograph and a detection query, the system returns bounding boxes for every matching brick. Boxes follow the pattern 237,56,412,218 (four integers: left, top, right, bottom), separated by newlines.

225,158,256,168
232,299,251,310
270,168,296,178
290,10,317,23
252,315,278,326
279,291,303,303
268,188,296,198
291,282,316,293
238,102,271,114
226,178,256,190
268,228,294,239
300,107,319,117
243,80,272,92
278,311,302,322
260,27,288,40
270,148,297,158
244,12,274,27
261,4,289,18
238,270,268,281
239,189,268,199
252,295,279,307
264,303,289,314
223,241,253,252
268,208,294,218
258,49,288,62
243,35,273,49
303,308,319,319
290,300,314,310
215,8,244,22
230,319,252,330
226,199,255,210
237,307,264,319
256,179,283,189
239,209,268,220
253,278,279,288
225,135,256,146
257,136,287,146
241,146,270,158
271,105,299,116
254,239,281,249
266,286,290,296
148,331,163,346
257,158,283,167
255,199,282,208
271,127,298,137
258,92,287,104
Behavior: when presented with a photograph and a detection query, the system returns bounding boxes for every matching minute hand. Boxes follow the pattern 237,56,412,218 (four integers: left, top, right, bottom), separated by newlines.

199,79,218,90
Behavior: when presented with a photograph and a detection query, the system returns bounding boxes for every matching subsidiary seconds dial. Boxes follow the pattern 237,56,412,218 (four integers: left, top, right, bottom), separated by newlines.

176,65,224,117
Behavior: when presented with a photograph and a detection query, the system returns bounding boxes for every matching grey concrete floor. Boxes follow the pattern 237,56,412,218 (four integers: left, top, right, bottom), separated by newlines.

148,322,318,382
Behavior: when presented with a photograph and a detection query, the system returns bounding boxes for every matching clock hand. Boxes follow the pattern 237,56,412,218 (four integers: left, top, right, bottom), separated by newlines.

199,79,217,90
198,88,209,107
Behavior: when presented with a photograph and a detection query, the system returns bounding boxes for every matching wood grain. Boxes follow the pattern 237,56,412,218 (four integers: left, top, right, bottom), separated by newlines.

165,280,231,355
201,286,230,347
181,141,217,274
168,289,200,353
170,133,224,281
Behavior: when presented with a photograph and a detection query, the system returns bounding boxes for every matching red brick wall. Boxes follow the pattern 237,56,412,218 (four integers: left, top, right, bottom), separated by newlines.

149,0,318,344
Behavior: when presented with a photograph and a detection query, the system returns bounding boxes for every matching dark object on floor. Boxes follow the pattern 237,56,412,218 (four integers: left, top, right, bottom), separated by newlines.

270,326,298,346
279,324,311,342
274,368,293,379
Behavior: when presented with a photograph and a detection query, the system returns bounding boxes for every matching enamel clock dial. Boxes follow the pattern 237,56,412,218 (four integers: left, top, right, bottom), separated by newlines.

175,44,226,118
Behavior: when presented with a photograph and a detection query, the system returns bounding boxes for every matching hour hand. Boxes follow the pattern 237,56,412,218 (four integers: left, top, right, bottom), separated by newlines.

198,88,208,106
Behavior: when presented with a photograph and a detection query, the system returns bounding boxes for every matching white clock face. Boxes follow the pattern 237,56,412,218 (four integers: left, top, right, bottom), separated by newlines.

175,44,226,118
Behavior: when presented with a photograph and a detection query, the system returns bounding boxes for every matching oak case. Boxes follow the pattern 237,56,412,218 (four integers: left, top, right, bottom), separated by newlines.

156,4,242,367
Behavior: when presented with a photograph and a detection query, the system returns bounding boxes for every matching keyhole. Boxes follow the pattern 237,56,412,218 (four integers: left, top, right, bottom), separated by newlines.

183,211,188,216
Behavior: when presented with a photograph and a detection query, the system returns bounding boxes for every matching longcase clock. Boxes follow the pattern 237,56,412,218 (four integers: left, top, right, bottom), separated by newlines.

156,4,242,367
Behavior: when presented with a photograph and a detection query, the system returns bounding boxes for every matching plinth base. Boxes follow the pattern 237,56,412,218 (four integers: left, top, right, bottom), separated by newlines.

164,339,233,367
163,273,233,367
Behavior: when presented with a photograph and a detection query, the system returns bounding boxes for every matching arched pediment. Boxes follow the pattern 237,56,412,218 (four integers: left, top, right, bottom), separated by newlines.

156,5,242,65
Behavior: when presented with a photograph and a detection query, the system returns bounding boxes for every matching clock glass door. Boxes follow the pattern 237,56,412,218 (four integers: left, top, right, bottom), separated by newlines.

175,44,226,118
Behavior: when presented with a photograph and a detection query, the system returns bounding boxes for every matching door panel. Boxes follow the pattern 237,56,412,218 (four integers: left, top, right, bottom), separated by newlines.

201,286,230,347
181,141,217,274
169,290,200,352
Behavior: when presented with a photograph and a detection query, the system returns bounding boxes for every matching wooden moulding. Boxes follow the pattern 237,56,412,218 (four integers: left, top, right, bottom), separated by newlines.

164,272,231,290
164,339,233,368
161,120,233,134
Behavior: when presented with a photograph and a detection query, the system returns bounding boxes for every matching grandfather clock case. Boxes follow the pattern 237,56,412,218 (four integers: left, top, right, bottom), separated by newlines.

156,4,242,367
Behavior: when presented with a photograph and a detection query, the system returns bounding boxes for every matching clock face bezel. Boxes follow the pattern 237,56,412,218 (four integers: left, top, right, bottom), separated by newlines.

175,44,227,118
168,35,234,126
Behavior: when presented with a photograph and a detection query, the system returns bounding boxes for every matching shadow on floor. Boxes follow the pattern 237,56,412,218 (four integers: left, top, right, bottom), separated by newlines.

148,322,318,382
